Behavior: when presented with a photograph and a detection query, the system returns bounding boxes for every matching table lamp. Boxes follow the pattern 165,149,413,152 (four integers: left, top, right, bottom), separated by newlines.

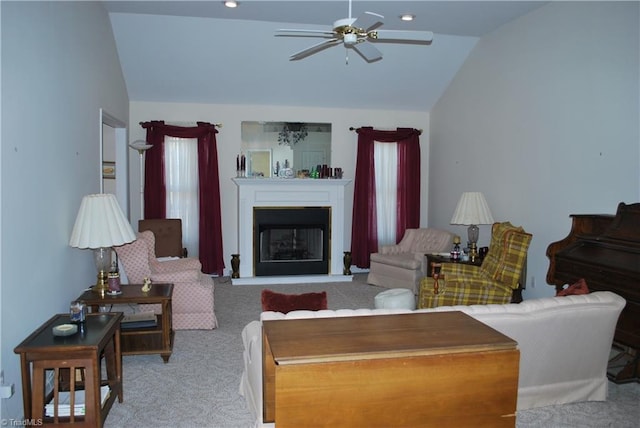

450,192,494,261
69,194,136,294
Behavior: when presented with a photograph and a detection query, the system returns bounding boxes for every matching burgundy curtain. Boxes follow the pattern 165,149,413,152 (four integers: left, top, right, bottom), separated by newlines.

140,121,225,275
350,127,421,268
141,120,167,219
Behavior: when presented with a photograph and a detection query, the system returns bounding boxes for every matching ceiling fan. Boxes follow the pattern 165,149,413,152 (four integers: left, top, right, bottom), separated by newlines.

275,0,433,63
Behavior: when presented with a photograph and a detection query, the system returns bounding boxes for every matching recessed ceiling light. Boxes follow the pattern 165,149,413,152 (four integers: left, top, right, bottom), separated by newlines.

400,14,415,22
224,1,238,8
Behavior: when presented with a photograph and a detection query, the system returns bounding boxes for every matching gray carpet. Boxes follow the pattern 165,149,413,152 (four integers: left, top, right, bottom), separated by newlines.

104,274,640,427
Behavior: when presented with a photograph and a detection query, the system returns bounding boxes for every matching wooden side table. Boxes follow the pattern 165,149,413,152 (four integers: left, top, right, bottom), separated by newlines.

426,254,483,272
77,283,174,362
14,313,123,427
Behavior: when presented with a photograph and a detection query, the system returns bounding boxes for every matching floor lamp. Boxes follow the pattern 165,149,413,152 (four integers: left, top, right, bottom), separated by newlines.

129,140,153,219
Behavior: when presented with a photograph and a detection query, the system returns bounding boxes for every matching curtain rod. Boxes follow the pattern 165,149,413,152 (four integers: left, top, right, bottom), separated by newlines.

139,121,223,128
349,126,422,134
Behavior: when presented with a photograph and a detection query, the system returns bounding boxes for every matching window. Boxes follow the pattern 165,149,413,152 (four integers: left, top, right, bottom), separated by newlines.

164,136,199,256
374,141,398,246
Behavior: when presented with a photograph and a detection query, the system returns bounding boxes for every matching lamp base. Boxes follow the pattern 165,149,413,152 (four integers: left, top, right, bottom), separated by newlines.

92,247,112,295
93,270,109,294
467,224,480,262
469,242,479,262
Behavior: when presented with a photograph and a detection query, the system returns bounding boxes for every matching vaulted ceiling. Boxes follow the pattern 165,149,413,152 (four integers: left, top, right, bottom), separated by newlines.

104,1,546,111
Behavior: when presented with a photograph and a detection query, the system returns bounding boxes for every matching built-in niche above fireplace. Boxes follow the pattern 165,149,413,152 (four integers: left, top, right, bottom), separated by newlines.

241,121,331,177
232,178,352,285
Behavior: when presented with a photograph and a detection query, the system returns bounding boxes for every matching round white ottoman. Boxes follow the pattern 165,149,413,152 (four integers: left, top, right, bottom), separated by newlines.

374,288,416,310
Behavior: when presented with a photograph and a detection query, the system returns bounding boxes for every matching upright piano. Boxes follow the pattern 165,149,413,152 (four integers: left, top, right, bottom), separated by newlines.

546,202,640,383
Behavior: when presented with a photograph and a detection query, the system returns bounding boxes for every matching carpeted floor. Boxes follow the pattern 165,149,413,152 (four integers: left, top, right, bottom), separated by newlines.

104,274,640,427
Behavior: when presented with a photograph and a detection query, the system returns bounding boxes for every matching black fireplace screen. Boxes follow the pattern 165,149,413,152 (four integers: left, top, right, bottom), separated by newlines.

260,227,323,262
254,207,330,276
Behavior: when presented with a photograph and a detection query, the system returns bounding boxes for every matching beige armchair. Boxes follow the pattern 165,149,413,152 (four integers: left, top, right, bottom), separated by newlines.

367,228,455,294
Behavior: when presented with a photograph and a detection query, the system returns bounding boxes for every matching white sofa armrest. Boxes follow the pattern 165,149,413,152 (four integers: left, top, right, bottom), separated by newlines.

239,321,263,424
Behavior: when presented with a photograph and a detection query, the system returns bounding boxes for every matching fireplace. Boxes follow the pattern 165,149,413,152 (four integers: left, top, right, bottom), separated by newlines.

254,207,330,276
232,177,352,285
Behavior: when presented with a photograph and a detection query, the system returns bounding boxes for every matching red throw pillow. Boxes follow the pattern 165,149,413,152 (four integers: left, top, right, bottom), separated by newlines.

556,278,590,296
261,289,328,313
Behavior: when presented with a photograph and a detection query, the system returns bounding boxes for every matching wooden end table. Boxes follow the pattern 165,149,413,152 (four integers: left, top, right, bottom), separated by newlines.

14,313,123,427
77,283,174,363
426,254,483,272
263,311,519,427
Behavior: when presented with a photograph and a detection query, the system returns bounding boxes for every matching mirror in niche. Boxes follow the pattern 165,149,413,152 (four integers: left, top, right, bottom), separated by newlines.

241,121,331,177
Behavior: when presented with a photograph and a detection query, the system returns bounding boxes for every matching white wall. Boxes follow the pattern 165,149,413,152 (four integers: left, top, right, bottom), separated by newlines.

0,2,129,420
429,2,639,299
129,102,430,274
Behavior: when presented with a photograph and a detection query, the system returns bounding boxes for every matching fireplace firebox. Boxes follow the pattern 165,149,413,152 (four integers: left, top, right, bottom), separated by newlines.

254,207,330,276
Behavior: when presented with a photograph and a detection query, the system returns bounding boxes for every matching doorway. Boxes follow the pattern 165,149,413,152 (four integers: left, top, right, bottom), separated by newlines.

100,109,129,219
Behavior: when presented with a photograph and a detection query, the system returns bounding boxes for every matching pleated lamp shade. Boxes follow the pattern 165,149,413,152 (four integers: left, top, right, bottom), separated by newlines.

69,194,136,249
450,192,494,226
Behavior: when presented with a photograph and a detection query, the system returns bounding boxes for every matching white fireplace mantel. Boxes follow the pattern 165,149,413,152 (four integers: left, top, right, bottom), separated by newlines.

232,178,353,285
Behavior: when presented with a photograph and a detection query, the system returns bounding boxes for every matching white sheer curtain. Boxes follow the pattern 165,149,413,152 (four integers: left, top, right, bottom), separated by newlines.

374,141,398,246
164,136,199,257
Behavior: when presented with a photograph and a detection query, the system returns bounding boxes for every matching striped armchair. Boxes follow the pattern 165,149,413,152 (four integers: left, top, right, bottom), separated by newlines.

418,222,532,308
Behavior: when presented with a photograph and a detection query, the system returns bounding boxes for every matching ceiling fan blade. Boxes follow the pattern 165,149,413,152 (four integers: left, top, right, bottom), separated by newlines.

352,11,384,32
352,41,382,63
276,28,336,37
289,39,341,61
374,30,434,43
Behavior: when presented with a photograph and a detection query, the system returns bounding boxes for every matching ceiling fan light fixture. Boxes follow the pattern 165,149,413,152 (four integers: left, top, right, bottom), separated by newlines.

223,1,238,8
400,14,415,22
344,33,357,45
275,0,432,63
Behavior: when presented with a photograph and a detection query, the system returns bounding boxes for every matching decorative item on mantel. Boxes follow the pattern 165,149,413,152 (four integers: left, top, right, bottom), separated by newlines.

308,165,343,179
238,159,344,180
236,153,246,178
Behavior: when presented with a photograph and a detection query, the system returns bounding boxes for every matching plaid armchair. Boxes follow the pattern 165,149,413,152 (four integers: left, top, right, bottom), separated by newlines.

418,222,532,308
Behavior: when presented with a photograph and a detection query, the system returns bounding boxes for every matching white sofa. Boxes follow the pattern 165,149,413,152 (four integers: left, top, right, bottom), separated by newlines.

239,291,625,427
